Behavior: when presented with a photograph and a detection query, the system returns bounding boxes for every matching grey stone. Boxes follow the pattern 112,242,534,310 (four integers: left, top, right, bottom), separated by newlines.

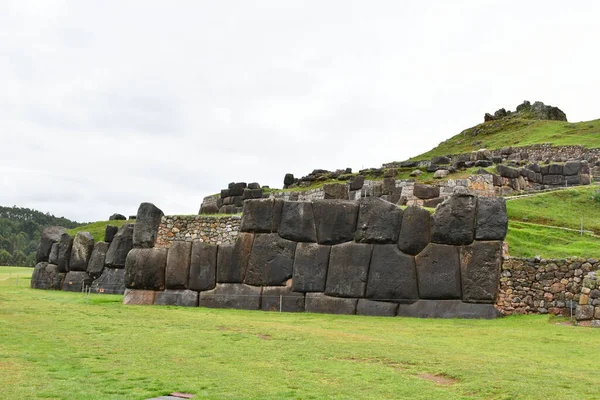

105,224,134,268
124,248,168,290
312,200,359,245
547,164,564,175
57,233,73,272
496,165,520,179
104,225,119,243
261,286,305,312
284,173,295,186
245,233,296,286
575,305,594,320
433,170,449,179
325,242,372,298
460,241,502,303
431,156,451,165
133,202,164,248
109,213,126,221
229,182,247,197
68,232,95,272
154,289,199,307
431,194,477,245
86,241,109,279
31,262,64,290
423,197,445,208
217,232,254,283
413,185,440,199
240,198,282,233
278,201,317,242
543,175,565,185
323,183,349,200
305,293,357,315
36,226,67,263
199,283,261,310
416,243,461,299
355,197,403,244
188,241,217,291
62,271,93,292
122,289,157,305
292,243,330,293
396,300,500,319
349,175,365,190
165,241,192,289
91,267,125,294
356,299,398,317
248,182,261,190
366,245,418,302
563,161,581,176
475,197,508,240
398,206,431,255
49,243,59,265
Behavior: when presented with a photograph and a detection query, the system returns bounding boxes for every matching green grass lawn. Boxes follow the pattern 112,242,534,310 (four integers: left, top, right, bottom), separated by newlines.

410,118,600,160
1,269,599,399
68,219,133,242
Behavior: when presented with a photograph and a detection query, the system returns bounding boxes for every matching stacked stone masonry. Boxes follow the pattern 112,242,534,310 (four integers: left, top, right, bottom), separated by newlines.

156,215,241,248
575,272,600,327
121,195,508,318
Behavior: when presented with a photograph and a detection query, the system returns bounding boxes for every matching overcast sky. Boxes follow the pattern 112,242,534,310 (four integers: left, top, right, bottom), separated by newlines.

1,0,599,222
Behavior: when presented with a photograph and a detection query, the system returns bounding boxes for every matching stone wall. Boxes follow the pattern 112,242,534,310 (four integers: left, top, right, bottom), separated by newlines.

156,215,241,248
122,194,509,318
496,257,600,316
575,272,600,327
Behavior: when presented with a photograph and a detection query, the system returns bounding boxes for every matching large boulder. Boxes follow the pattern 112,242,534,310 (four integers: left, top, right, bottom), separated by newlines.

154,289,199,307
57,233,73,272
323,183,349,200
36,226,67,263
325,242,372,298
312,200,359,245
86,241,109,279
563,161,581,176
460,241,502,303
496,165,520,179
31,262,64,290
240,198,283,233
165,241,192,289
104,225,119,243
413,185,439,200
283,173,295,186
109,213,126,221
305,293,357,315
188,241,218,291
431,194,477,245
133,202,164,248
261,286,305,312
48,243,59,265
91,267,125,294
349,175,365,191
366,245,418,302
278,201,317,242
245,233,296,286
397,206,430,255
216,233,254,283
356,299,398,317
62,271,93,292
355,197,403,244
68,232,95,272
229,182,247,197
475,197,508,241
105,224,134,268
396,300,501,319
291,243,330,293
415,243,461,299
124,248,168,290
123,289,157,305
199,283,262,310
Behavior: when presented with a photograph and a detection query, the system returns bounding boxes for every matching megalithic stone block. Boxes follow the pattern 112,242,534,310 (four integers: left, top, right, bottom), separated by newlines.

57,233,73,272
355,197,403,244
104,225,119,243
396,300,500,319
154,289,199,307
278,201,317,242
292,243,330,293
165,241,192,289
188,241,218,291
133,202,164,248
240,198,283,233
123,289,157,305
245,233,296,286
397,206,431,255
62,271,93,292
356,299,399,317
31,262,64,290
325,242,372,298
124,248,168,290
460,241,502,303
415,243,461,299
49,243,59,265
199,283,262,310
366,244,418,302
216,233,254,283
305,293,357,315
105,224,134,268
91,267,125,294
87,241,109,279
475,197,508,241
36,226,67,263
312,200,359,245
261,286,305,312
431,194,477,245
68,232,95,272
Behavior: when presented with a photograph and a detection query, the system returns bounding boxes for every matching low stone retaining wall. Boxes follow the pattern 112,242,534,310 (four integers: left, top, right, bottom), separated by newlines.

496,257,600,316
155,215,241,248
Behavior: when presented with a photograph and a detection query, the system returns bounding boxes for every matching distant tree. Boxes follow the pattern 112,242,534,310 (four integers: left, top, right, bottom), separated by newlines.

0,249,11,266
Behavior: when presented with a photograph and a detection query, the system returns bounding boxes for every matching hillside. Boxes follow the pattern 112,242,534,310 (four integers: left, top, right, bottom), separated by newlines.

0,206,84,267
68,219,133,242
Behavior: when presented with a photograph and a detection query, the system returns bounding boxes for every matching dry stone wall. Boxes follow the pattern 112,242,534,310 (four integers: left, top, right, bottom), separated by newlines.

156,215,241,248
122,194,508,319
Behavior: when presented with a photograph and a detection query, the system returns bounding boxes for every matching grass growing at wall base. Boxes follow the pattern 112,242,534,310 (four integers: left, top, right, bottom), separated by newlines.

1,269,600,400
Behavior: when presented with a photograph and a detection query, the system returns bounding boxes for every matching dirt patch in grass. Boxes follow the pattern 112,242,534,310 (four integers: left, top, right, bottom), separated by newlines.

256,334,272,340
338,356,411,371
418,373,458,386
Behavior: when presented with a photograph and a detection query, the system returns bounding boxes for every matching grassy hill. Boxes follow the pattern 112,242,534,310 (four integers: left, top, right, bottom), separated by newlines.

68,219,133,242
410,118,600,160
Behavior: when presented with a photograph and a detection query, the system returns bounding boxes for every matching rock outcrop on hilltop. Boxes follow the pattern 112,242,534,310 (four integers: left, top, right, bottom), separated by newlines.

484,100,567,122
